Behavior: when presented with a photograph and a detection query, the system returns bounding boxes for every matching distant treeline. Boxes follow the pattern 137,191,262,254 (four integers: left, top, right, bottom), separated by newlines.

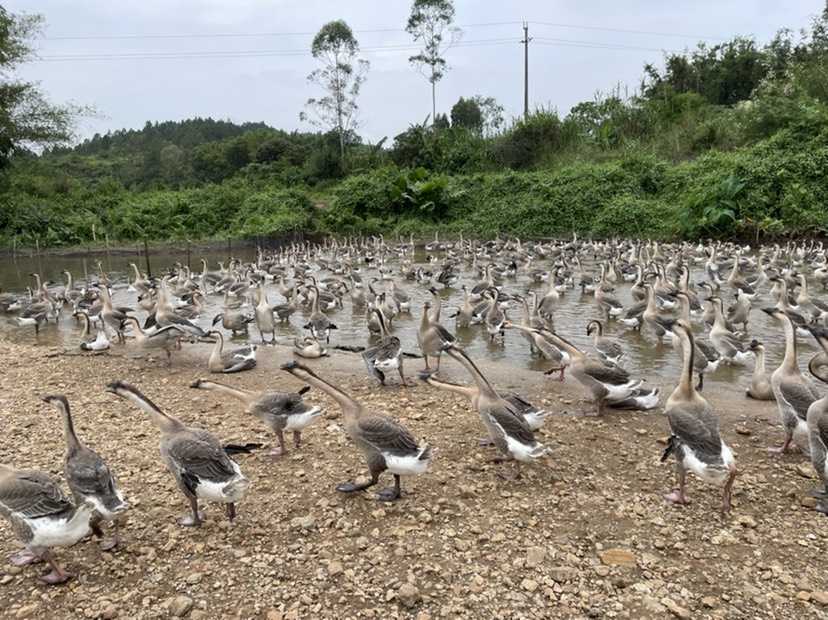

4,6,828,247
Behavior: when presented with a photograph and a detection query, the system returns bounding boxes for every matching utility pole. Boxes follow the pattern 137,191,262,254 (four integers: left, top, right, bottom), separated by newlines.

521,22,532,118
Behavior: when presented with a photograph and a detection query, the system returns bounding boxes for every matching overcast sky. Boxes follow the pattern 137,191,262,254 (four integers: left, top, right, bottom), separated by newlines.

6,0,826,145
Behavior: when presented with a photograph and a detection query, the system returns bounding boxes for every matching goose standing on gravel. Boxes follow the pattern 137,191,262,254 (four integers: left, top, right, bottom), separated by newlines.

0,464,92,584
43,394,128,550
745,340,775,400
121,316,188,366
762,307,820,455
106,380,247,526
419,369,548,436
362,308,406,387
292,335,328,358
805,326,828,513
660,319,737,513
203,330,257,374
440,345,548,479
189,378,323,456
280,361,433,501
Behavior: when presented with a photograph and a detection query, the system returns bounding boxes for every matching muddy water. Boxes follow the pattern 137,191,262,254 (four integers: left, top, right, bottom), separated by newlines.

0,243,819,395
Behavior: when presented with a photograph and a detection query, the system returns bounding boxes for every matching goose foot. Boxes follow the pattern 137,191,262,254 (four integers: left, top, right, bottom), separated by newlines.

812,489,828,499
267,446,285,456
10,550,40,566
497,468,520,480
663,491,692,505
179,511,206,526
336,481,374,493
39,568,72,585
98,537,120,552
377,487,400,501
543,366,565,380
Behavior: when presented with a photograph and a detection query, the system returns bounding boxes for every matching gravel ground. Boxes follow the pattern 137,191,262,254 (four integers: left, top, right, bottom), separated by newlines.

0,336,827,620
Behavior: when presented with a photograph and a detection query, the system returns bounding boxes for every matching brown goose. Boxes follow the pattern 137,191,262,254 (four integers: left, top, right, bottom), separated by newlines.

661,318,737,513
74,309,110,352
762,307,820,455
204,330,257,374
280,361,433,501
419,368,548,435
586,319,624,365
254,279,277,344
362,308,406,387
121,315,188,366
106,380,247,526
304,285,337,343
189,378,323,456
439,345,548,479
745,340,775,400
0,464,92,584
293,335,328,358
805,327,828,513
211,312,254,336
43,394,128,550
416,299,456,371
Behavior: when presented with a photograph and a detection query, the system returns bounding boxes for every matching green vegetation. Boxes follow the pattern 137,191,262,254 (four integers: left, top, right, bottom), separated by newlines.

3,4,828,249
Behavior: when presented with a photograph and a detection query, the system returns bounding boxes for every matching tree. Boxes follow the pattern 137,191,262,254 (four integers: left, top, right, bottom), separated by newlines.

450,97,482,131
0,7,91,170
300,20,369,167
405,0,463,124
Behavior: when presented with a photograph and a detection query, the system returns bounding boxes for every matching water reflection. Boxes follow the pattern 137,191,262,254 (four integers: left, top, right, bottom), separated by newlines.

0,241,820,392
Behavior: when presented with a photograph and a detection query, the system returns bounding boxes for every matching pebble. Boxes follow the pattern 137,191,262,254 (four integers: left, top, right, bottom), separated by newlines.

598,549,637,568
526,546,546,567
169,596,194,618
397,583,421,609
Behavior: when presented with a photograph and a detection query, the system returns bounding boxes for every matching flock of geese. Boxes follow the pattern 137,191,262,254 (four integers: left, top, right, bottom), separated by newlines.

2,234,828,585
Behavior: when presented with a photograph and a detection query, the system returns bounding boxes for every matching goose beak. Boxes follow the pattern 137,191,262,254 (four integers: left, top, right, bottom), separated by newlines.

189,379,204,389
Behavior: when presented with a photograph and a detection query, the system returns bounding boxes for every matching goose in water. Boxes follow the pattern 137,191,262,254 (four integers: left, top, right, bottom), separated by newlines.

304,285,337,344
43,394,128,550
660,319,737,513
762,307,820,455
0,463,92,584
280,361,433,501
211,312,254,336
203,330,257,374
416,299,456,372
106,380,247,526
586,320,625,366
439,345,548,479
189,378,323,456
362,308,406,387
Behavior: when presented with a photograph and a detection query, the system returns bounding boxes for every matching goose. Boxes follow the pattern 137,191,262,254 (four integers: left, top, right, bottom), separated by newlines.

121,316,189,366
514,294,549,355
280,361,433,501
708,297,750,364
483,287,506,342
43,394,128,550
106,380,247,526
641,282,672,340
503,321,569,377
586,320,624,365
0,464,92,584
416,299,456,371
204,330,257,374
504,323,651,415
745,340,775,400
362,308,406,387
212,312,254,336
726,288,752,332
660,318,737,513
254,279,277,344
153,276,207,339
75,309,110,352
293,335,328,358
189,378,323,456
304,286,337,343
272,282,302,323
449,285,474,327
440,345,548,479
762,307,821,455
805,327,828,512
796,273,828,323
16,300,53,336
419,369,548,434
537,269,561,320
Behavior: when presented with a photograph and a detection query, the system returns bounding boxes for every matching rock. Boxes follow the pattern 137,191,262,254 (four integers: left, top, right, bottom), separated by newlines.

169,596,194,618
328,561,343,576
661,597,691,619
701,596,716,608
101,604,120,620
15,604,39,619
796,465,815,479
811,591,828,606
598,549,637,568
397,583,421,609
736,515,757,528
526,546,546,567
291,515,316,530
186,573,203,585
549,567,578,583
801,496,819,509
266,612,283,620
521,578,539,592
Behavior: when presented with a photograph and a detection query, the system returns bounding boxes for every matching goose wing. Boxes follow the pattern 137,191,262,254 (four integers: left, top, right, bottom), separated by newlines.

0,470,74,519
487,404,536,444
584,358,631,386
356,415,421,457
777,378,821,420
667,405,722,459
165,429,239,483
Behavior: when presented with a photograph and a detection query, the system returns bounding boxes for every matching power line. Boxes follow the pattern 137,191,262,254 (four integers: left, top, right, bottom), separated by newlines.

531,21,729,41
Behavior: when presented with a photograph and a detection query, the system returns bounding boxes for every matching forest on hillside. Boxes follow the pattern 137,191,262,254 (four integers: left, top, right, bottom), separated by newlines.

3,4,828,248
